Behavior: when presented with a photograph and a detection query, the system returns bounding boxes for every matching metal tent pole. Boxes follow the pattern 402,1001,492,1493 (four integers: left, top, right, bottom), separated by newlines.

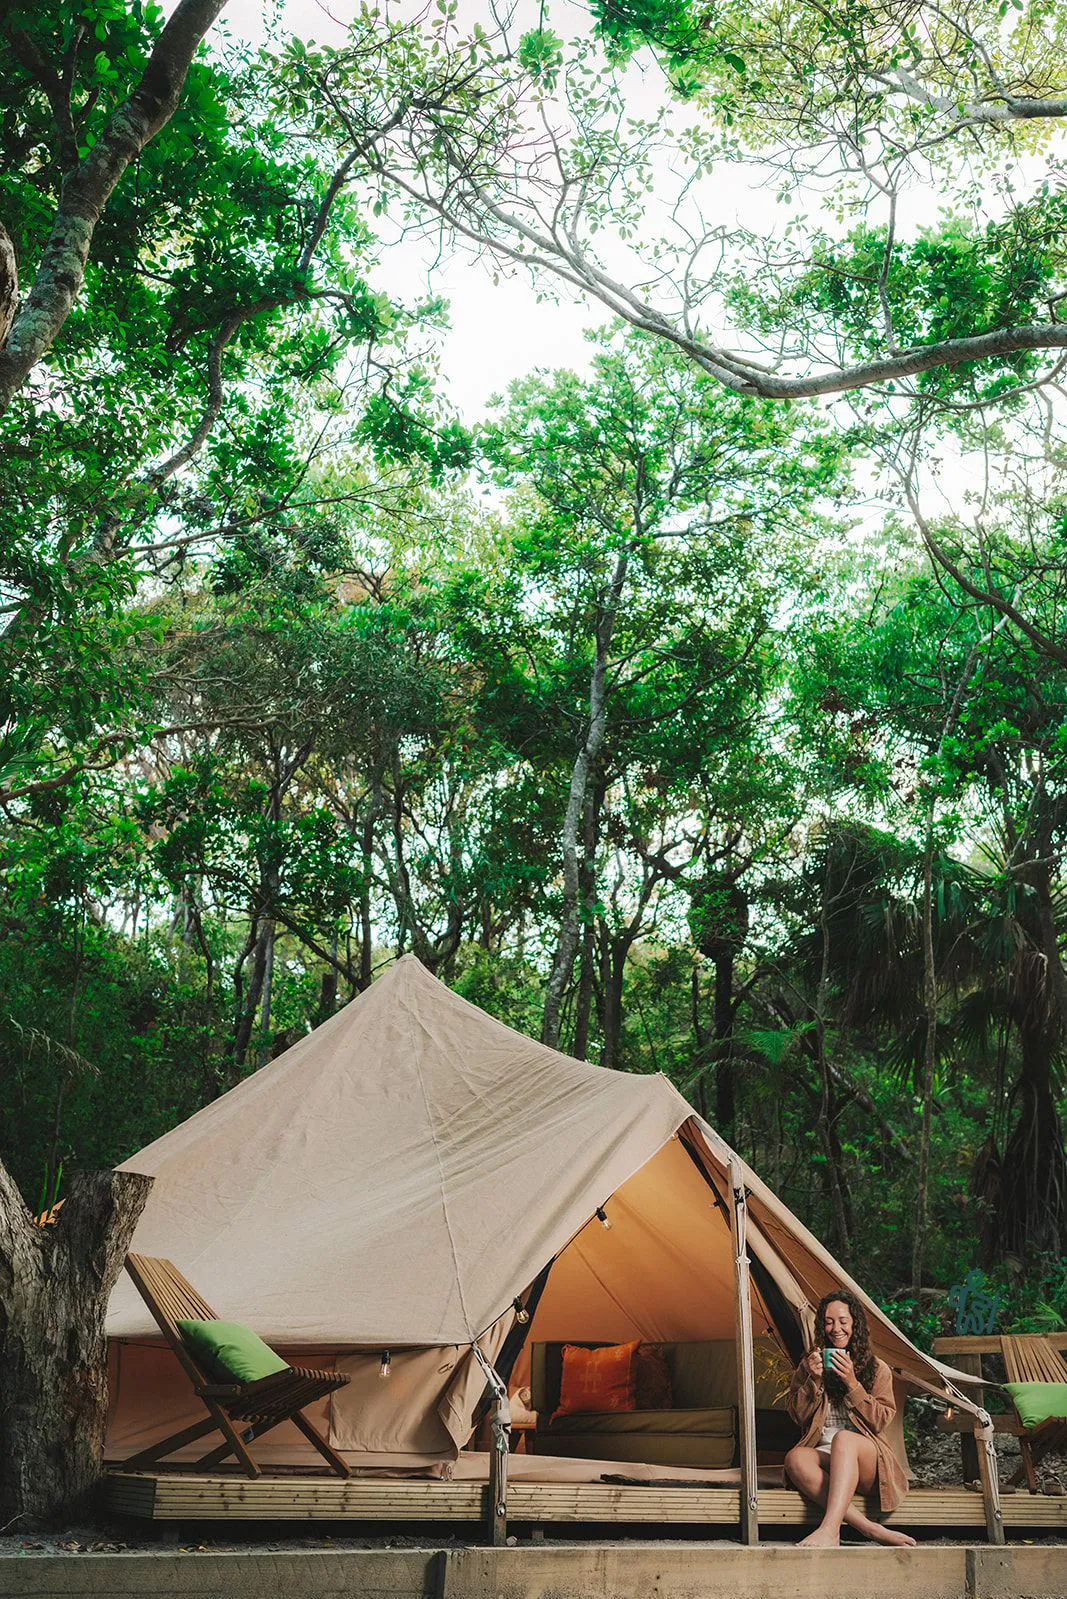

728,1155,759,1545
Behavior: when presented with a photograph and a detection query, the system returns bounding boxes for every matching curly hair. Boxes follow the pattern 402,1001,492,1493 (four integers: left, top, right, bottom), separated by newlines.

816,1288,877,1400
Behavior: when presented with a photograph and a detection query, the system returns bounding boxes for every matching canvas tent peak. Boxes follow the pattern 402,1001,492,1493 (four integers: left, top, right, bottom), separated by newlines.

107,953,692,1346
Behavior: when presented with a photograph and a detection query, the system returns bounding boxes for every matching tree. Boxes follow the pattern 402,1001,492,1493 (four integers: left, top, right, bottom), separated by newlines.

478,327,841,1049
794,551,1067,1264
310,2,1067,402
0,0,231,411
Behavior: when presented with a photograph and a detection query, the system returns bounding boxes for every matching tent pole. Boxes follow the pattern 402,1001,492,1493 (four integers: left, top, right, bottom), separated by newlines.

973,1408,1004,1545
473,1343,510,1546
728,1155,759,1545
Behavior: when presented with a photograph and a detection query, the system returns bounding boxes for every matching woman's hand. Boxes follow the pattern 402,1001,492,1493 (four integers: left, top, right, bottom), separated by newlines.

805,1348,824,1381
828,1347,855,1385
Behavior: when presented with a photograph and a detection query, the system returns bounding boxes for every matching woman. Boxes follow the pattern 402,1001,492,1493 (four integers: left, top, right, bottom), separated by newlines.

784,1289,914,1547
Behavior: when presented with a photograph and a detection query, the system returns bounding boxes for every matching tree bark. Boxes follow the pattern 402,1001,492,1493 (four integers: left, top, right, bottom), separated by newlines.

0,1162,152,1526
0,222,17,353
541,550,628,1049
0,0,229,413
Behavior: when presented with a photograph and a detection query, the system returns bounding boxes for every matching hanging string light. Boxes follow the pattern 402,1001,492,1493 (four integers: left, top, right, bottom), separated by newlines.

512,1297,530,1324
596,1205,612,1230
379,1350,391,1380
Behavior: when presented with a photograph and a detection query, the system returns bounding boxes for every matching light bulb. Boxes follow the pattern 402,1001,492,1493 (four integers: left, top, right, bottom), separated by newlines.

379,1351,391,1380
596,1206,612,1231
513,1297,530,1324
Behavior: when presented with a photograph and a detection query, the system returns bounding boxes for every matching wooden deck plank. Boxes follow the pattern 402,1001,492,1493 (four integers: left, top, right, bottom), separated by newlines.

104,1472,1067,1529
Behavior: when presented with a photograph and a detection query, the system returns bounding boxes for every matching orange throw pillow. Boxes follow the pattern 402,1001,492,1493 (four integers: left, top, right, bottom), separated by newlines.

555,1340,640,1419
635,1343,673,1409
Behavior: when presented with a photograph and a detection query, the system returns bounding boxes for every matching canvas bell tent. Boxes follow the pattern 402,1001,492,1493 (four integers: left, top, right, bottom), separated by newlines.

105,955,993,1519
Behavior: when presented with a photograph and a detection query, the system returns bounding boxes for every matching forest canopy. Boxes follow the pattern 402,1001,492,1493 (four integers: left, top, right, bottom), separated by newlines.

3,0,1067,1346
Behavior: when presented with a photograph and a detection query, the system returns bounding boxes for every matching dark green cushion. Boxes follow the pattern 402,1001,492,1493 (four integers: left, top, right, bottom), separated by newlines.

177,1318,288,1383
1004,1382,1067,1428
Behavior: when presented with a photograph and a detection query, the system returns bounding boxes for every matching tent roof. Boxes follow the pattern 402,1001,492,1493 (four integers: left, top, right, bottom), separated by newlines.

107,955,689,1343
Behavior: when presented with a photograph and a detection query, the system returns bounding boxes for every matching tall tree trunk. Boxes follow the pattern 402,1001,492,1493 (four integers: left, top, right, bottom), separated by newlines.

358,779,382,991
572,780,603,1060
233,915,271,1070
598,930,629,1071
815,874,851,1265
0,1162,152,1526
691,965,710,1121
256,920,275,1067
713,947,736,1138
911,826,938,1295
318,929,340,1023
572,930,596,1060
542,551,629,1048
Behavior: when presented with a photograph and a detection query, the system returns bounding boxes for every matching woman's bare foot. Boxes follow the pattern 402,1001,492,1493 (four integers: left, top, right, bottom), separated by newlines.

797,1525,842,1547
865,1524,917,1547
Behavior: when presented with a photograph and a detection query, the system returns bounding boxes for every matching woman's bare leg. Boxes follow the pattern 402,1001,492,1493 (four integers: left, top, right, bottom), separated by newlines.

786,1439,917,1548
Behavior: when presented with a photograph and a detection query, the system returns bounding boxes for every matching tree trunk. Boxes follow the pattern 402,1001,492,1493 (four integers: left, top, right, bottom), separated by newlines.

0,0,229,413
233,915,271,1070
598,933,624,1071
0,222,16,352
0,1162,152,1526
256,920,275,1067
572,780,603,1060
691,965,710,1120
542,552,628,1048
713,947,736,1138
572,928,596,1060
911,829,938,1294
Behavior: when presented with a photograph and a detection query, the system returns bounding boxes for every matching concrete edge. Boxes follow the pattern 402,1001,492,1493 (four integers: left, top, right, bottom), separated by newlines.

0,1543,1065,1599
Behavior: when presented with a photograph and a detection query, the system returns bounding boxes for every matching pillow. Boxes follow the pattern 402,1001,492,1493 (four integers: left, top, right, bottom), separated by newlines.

635,1343,673,1409
177,1318,289,1384
555,1340,640,1419
1004,1382,1067,1429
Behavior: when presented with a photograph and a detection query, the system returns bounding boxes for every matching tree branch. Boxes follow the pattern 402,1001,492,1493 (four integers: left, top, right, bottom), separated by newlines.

0,0,229,414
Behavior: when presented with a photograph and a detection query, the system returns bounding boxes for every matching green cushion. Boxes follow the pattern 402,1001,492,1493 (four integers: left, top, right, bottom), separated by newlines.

1004,1382,1067,1429
177,1318,288,1384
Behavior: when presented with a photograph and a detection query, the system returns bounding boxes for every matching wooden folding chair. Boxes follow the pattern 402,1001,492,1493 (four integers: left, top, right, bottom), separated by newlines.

116,1253,351,1479
1002,1334,1067,1493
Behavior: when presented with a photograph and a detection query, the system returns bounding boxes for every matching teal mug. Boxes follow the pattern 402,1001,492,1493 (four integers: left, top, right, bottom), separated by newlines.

822,1348,836,1371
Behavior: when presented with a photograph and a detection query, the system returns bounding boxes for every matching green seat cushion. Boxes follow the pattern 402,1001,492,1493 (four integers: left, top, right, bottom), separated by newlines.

177,1318,288,1384
1004,1382,1067,1429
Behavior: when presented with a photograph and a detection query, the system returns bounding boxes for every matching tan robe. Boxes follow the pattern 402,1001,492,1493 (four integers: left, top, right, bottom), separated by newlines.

787,1354,909,1513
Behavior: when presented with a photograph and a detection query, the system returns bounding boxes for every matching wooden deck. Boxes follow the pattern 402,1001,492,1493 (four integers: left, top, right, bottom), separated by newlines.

105,1471,1067,1531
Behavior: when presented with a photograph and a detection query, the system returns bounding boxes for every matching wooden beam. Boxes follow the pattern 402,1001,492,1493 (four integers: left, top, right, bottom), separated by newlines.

102,1472,1067,1530
934,1334,1067,1357
728,1155,759,1546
